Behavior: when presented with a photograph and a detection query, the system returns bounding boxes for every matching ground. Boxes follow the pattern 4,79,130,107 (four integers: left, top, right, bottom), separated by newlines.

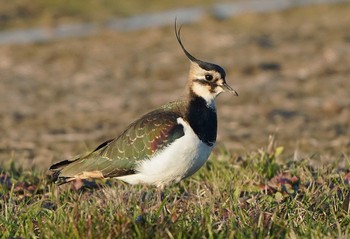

0,3,350,238
0,3,349,169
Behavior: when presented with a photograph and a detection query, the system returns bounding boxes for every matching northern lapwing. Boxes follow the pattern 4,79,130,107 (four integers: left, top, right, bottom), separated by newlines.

49,22,238,189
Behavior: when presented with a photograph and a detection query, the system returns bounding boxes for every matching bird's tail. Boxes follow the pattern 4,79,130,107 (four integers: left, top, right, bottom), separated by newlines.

49,159,78,185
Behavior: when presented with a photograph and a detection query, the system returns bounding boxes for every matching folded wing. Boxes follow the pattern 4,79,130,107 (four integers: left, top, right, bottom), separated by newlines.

50,108,185,184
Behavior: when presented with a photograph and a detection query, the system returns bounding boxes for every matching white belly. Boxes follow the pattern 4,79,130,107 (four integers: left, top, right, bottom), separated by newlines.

117,118,214,187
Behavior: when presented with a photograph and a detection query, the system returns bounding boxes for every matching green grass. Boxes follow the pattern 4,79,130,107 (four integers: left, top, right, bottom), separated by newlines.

1,143,350,238
0,0,221,30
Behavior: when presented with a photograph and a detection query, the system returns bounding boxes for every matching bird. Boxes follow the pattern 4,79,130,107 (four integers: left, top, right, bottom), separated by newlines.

49,22,238,189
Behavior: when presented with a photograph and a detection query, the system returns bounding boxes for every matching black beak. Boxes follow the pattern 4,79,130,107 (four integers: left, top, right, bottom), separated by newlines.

223,82,238,96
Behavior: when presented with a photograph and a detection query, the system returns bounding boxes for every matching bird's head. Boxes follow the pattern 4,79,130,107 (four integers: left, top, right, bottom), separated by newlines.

175,22,238,105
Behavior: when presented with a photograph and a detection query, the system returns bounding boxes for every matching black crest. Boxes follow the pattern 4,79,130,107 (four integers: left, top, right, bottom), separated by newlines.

174,20,226,78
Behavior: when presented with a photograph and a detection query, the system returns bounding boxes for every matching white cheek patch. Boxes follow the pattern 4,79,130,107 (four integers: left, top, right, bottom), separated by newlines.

192,82,216,108
192,82,211,98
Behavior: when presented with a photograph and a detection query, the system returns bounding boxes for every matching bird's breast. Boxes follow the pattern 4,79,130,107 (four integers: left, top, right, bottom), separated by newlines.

186,96,218,146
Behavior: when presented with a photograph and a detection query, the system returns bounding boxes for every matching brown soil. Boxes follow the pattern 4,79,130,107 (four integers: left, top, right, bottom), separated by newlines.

1,3,349,169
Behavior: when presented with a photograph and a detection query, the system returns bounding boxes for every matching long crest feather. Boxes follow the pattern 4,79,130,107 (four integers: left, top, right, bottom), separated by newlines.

175,19,198,62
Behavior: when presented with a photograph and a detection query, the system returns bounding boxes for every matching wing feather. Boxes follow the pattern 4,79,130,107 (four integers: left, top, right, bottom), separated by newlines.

50,104,186,183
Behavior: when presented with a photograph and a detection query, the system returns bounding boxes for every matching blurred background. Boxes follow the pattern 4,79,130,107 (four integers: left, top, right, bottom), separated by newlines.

0,0,349,169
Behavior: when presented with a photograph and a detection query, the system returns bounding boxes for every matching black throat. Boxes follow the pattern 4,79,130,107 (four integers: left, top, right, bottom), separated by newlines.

186,95,217,146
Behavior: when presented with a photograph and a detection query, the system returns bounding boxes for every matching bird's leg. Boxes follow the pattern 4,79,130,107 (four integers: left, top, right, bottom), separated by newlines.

156,187,170,218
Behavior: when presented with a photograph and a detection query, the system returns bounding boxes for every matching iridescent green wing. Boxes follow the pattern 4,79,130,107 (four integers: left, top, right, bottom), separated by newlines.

56,106,185,179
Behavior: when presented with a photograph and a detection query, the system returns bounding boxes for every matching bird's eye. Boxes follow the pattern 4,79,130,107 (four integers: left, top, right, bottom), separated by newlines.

205,74,213,81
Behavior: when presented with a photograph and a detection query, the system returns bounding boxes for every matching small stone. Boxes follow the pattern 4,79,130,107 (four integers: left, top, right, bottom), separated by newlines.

322,99,342,114
135,215,145,224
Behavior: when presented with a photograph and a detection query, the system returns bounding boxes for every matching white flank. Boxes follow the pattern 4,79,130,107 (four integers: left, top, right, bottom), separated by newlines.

117,117,213,187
